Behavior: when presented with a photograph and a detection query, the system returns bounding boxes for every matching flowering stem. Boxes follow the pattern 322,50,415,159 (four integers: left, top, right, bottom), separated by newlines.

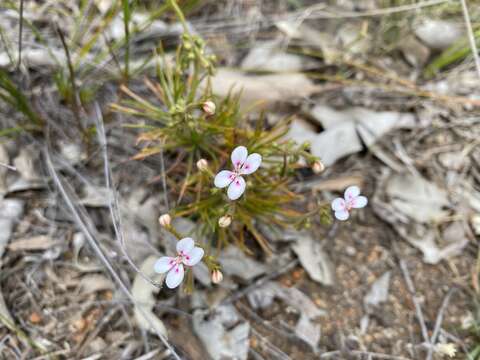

167,0,189,34
165,226,183,240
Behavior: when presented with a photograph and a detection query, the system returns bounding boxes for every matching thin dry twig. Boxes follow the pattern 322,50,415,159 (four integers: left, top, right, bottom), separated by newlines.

44,149,181,360
399,259,430,344
93,103,163,289
17,0,24,70
459,0,480,80
320,350,411,359
425,288,457,360
0,162,17,171
193,0,451,34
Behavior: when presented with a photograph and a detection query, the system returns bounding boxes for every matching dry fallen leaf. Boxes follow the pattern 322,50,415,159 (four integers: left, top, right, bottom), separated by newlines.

193,305,250,360
210,68,321,110
131,256,168,338
292,233,335,286
8,235,59,251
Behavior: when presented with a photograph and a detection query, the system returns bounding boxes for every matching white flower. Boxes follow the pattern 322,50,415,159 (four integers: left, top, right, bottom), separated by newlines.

331,185,368,221
214,146,262,200
435,343,457,358
154,237,204,289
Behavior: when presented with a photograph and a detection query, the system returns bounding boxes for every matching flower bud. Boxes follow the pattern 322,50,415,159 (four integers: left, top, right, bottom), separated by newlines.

158,214,171,227
196,158,208,171
202,101,216,116
218,215,232,228
312,160,325,174
211,270,223,284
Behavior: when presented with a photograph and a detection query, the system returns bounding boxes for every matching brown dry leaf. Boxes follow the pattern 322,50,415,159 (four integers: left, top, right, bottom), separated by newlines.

210,68,321,110
77,274,115,295
311,175,364,192
8,235,59,251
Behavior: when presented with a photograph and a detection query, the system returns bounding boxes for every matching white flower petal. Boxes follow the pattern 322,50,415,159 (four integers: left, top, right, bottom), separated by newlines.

351,195,368,209
176,237,194,254
214,170,235,188
241,153,262,175
227,176,246,200
331,198,346,211
231,146,248,170
165,264,184,289
344,186,360,201
335,210,350,221
154,256,175,274
183,247,204,266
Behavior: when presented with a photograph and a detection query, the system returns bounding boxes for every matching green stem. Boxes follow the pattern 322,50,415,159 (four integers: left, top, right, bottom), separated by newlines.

167,0,189,33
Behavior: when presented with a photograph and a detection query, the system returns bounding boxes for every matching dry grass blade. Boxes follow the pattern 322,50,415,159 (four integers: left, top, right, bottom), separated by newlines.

44,148,181,360
426,288,457,360
93,103,163,289
17,0,24,70
459,0,480,80
399,260,430,345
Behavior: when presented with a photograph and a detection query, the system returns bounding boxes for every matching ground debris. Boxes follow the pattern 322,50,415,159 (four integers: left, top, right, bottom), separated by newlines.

193,304,250,360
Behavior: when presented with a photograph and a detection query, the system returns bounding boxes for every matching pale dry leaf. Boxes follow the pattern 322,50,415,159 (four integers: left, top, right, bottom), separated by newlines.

78,274,115,295
310,122,362,166
285,118,317,146
131,256,167,338
414,19,462,50
79,185,113,207
386,174,450,223
0,198,24,323
241,40,318,72
210,68,320,110
399,35,431,68
364,271,391,310
295,314,321,351
8,235,59,251
193,305,250,360
292,234,335,286
247,281,324,350
218,246,268,282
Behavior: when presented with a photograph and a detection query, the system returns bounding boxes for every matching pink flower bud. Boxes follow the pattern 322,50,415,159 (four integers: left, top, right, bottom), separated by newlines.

211,269,223,284
158,214,171,227
312,160,325,174
218,215,232,228
202,101,216,116
196,159,208,171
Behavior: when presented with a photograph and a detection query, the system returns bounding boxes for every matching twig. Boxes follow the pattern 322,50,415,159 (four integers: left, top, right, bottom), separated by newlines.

93,103,163,288
399,259,430,344
425,288,457,360
459,0,480,80
320,350,411,360
191,0,451,35
0,162,16,171
159,140,170,211
17,0,24,70
44,149,181,360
